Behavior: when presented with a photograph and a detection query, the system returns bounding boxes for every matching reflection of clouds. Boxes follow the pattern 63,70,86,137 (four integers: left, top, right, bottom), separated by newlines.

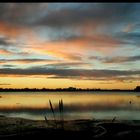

0,99,140,113
1,93,140,115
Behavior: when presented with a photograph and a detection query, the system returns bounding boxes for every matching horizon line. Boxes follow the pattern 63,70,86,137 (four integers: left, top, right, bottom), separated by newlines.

0,86,140,91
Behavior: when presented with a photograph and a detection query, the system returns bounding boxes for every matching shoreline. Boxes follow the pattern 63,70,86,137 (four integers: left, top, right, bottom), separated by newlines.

0,115,140,139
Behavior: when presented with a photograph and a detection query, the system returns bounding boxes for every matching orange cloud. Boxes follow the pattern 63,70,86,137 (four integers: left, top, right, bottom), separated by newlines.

0,22,35,39
25,34,124,60
0,49,12,55
0,22,22,37
0,59,61,65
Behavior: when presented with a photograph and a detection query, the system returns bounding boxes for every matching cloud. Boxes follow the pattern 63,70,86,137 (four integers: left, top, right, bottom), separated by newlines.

0,37,11,46
45,62,90,69
0,49,12,55
50,34,125,47
0,83,11,86
0,3,48,26
0,67,139,81
46,50,83,61
0,3,140,88
0,3,139,58
0,3,138,29
123,24,135,33
0,3,139,42
0,22,26,38
89,55,140,63
27,45,83,61
0,58,56,64
103,55,140,63
0,59,88,68
35,3,138,28
115,31,140,45
0,64,16,68
26,33,126,61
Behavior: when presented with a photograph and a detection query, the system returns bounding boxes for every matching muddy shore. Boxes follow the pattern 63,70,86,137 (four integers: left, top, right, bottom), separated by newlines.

0,115,140,139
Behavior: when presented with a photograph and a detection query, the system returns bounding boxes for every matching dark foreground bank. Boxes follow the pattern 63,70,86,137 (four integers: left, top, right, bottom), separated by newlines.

0,115,140,139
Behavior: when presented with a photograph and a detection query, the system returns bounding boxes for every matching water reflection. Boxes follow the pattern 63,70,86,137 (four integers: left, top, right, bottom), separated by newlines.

0,92,140,120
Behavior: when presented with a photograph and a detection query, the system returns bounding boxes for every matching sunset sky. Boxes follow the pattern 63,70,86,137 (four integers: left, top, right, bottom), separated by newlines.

0,3,140,89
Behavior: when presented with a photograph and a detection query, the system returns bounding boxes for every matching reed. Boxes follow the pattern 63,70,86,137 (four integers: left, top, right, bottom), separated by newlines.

45,99,64,129
111,116,116,122
49,99,57,127
44,116,48,124
59,100,61,121
61,99,64,121
59,99,64,129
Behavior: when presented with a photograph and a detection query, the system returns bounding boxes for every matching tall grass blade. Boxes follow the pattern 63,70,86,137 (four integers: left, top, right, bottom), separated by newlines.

49,99,57,127
59,100,61,121
112,116,116,122
61,99,64,120
61,99,64,129
44,116,48,124
58,99,64,129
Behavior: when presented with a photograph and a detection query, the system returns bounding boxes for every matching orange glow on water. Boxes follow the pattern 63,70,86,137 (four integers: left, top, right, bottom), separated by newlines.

0,93,140,111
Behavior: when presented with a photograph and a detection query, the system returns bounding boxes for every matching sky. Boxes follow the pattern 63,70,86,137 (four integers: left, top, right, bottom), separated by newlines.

0,3,140,89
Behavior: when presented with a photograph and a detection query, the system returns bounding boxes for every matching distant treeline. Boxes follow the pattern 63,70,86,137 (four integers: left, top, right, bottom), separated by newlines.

0,86,140,92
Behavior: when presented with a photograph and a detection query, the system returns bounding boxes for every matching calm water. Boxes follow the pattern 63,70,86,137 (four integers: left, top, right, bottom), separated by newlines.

0,92,140,120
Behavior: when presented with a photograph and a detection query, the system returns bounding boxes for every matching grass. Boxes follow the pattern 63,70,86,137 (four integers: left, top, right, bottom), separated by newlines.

45,99,64,129
59,99,64,129
44,116,48,124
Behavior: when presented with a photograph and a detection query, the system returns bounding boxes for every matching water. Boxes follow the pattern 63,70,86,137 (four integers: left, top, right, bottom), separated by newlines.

0,91,140,120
